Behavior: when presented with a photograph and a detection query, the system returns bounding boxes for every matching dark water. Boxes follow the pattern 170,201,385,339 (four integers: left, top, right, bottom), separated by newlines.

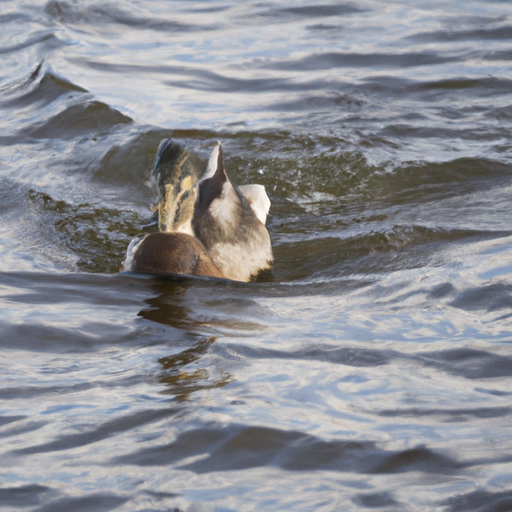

2,1,512,510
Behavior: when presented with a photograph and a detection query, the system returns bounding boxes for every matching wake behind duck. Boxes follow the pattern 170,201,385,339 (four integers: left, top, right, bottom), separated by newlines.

123,140,273,282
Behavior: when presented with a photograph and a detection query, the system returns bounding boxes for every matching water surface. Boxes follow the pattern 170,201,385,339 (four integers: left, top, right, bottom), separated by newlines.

2,1,512,510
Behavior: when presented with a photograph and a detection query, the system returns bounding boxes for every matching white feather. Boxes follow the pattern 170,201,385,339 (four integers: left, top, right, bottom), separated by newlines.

200,141,222,182
122,234,146,271
239,184,271,225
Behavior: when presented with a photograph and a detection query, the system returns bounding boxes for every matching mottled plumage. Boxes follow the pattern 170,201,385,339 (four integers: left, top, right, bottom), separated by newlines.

151,139,205,234
124,140,273,282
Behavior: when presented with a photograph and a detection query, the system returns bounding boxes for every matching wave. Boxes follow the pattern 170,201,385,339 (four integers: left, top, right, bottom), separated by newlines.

0,62,86,108
407,25,512,43
44,0,194,32
262,51,463,71
23,100,132,140
0,63,131,144
224,342,512,380
110,421,464,474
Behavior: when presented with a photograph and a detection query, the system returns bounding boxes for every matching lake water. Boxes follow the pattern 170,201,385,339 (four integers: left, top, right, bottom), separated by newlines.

2,1,512,511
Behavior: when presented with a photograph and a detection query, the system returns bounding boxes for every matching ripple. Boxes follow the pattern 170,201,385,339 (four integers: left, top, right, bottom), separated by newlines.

262,51,463,70
442,489,512,512
352,492,400,509
112,423,464,474
376,406,512,421
23,100,132,140
0,485,54,508
407,25,512,43
11,408,178,455
224,342,391,368
450,283,512,313
236,3,365,24
32,494,129,512
44,0,195,32
0,30,60,56
414,348,512,380
0,64,87,109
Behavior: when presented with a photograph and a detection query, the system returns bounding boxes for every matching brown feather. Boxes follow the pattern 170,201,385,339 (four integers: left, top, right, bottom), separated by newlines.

132,232,225,278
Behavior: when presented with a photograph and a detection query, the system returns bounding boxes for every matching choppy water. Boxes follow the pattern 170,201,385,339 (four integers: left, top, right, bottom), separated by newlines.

2,1,512,510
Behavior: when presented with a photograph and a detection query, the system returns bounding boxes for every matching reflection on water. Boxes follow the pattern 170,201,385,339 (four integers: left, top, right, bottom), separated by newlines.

137,280,192,329
158,337,234,401
2,0,512,510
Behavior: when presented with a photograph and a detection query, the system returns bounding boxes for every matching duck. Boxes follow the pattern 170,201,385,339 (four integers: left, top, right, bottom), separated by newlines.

123,140,273,282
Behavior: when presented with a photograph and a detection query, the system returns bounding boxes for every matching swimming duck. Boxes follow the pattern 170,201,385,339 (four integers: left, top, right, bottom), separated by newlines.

123,140,273,282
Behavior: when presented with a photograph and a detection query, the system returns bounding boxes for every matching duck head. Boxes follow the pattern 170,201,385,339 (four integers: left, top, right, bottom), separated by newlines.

151,139,205,234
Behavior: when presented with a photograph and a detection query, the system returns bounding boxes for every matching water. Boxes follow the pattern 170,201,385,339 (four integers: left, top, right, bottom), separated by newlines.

2,1,512,510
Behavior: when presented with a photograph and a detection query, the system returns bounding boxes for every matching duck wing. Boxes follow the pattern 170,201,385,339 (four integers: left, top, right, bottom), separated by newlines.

192,142,273,281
